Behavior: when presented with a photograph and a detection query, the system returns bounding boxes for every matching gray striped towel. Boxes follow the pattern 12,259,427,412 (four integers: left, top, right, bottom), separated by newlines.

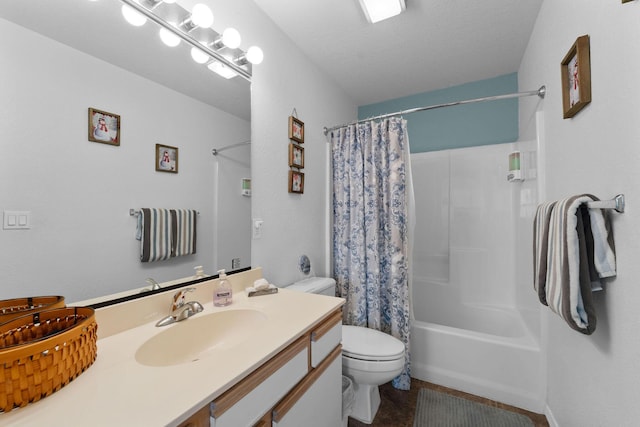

533,200,556,306
171,209,197,257
140,208,173,262
533,194,616,335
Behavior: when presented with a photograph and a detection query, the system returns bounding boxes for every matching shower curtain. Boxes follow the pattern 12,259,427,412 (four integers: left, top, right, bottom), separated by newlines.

330,117,412,390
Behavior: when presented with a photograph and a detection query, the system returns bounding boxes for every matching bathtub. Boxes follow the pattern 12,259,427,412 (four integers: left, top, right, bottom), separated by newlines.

410,280,544,413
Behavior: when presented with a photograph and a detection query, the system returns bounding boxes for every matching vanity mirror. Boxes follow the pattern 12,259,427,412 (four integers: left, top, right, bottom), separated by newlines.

0,0,251,304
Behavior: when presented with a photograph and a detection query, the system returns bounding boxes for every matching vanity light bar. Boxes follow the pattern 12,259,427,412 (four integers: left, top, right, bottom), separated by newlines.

119,0,253,81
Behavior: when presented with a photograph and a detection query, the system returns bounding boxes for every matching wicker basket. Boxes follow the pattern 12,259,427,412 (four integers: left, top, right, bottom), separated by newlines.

0,296,66,323
0,306,98,412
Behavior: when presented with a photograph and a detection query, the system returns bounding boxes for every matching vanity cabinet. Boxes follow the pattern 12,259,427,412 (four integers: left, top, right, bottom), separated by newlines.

177,405,211,427
208,308,343,427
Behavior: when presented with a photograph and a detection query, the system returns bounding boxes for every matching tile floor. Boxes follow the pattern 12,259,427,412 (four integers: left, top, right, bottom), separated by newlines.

347,379,549,427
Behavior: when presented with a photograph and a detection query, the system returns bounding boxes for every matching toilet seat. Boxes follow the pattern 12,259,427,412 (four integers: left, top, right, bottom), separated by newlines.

342,325,404,362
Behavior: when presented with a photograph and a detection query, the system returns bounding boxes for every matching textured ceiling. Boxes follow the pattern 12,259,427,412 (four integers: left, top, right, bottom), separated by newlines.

253,0,543,106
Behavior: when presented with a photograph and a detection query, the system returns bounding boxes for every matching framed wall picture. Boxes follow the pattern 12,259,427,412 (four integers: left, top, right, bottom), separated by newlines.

288,143,304,168
288,116,304,143
288,170,305,194
88,108,120,145
155,143,178,173
561,35,591,119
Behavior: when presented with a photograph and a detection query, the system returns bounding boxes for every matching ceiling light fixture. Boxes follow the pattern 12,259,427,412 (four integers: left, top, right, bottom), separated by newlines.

190,46,209,64
180,3,214,31
358,0,406,23
220,28,242,49
159,27,180,47
118,0,262,81
121,4,147,26
236,46,264,66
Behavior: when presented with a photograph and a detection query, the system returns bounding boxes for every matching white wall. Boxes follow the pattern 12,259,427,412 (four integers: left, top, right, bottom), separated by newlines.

0,18,250,302
518,1,640,425
247,5,357,285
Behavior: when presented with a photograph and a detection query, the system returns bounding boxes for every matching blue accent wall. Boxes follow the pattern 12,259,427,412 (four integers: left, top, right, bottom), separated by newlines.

358,73,519,153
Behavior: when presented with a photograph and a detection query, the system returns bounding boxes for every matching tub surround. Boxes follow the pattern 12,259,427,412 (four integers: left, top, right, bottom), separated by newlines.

1,268,344,426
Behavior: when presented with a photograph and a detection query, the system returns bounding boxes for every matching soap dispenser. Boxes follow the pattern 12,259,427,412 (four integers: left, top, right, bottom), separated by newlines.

214,269,233,306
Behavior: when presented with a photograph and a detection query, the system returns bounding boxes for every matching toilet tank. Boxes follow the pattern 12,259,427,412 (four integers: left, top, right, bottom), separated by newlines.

286,277,336,297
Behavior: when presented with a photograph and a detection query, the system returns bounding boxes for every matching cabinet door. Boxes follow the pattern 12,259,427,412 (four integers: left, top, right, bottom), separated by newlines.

211,336,309,427
272,346,342,427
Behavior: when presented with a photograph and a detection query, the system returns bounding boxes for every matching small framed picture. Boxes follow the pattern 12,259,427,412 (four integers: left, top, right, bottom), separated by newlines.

288,116,304,144
88,108,120,145
156,143,178,173
288,170,305,194
561,35,591,119
289,143,304,168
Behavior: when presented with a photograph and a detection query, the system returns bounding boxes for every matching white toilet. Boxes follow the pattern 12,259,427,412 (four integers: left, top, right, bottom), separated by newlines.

286,277,405,424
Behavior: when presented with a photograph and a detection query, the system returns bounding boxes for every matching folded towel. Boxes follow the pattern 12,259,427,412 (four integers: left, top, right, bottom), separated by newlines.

253,278,270,290
140,208,172,262
533,194,617,335
171,209,197,257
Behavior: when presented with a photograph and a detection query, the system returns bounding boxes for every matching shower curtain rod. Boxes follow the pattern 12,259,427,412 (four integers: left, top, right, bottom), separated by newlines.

211,140,251,156
323,85,546,136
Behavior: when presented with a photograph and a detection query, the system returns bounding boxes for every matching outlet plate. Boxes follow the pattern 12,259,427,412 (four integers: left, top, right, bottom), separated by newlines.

3,211,31,230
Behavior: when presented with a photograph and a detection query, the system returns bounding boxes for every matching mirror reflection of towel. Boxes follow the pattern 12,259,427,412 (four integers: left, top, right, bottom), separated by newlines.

138,208,197,262
171,209,197,257
140,208,172,262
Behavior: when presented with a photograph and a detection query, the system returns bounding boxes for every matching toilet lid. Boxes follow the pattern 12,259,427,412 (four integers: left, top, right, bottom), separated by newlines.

286,277,335,294
342,325,405,361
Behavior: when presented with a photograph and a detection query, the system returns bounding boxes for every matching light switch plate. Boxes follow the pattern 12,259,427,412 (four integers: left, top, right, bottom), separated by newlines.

252,218,263,239
3,211,31,230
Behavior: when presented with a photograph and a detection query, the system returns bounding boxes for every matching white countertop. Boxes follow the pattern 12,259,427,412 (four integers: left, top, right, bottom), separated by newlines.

1,286,343,426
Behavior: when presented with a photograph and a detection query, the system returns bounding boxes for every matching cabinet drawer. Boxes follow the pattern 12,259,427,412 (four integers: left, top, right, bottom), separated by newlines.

210,336,309,427
310,309,342,368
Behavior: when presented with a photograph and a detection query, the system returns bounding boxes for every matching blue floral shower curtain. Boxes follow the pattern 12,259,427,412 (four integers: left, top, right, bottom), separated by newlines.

331,117,412,390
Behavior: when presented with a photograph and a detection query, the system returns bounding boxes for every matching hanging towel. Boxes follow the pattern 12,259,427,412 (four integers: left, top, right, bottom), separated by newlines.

140,208,173,262
171,209,197,257
533,200,557,306
533,194,616,335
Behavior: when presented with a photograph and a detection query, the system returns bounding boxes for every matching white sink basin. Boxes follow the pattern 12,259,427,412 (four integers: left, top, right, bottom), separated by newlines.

135,309,267,367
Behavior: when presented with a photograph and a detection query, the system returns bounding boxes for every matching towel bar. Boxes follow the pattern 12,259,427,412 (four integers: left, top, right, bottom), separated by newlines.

130,209,200,216
586,194,625,213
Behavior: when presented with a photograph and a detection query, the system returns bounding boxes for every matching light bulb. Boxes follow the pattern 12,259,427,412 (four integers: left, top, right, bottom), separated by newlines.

208,61,238,79
221,28,241,49
246,46,264,65
122,4,147,27
190,47,209,64
191,3,214,28
159,27,180,47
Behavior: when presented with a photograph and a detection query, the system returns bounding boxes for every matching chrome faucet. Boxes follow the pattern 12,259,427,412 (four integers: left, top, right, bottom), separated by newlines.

155,288,204,327
139,278,162,293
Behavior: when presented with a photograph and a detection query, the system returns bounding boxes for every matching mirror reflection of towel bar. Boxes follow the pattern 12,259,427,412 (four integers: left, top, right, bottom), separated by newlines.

586,194,625,213
129,209,200,216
